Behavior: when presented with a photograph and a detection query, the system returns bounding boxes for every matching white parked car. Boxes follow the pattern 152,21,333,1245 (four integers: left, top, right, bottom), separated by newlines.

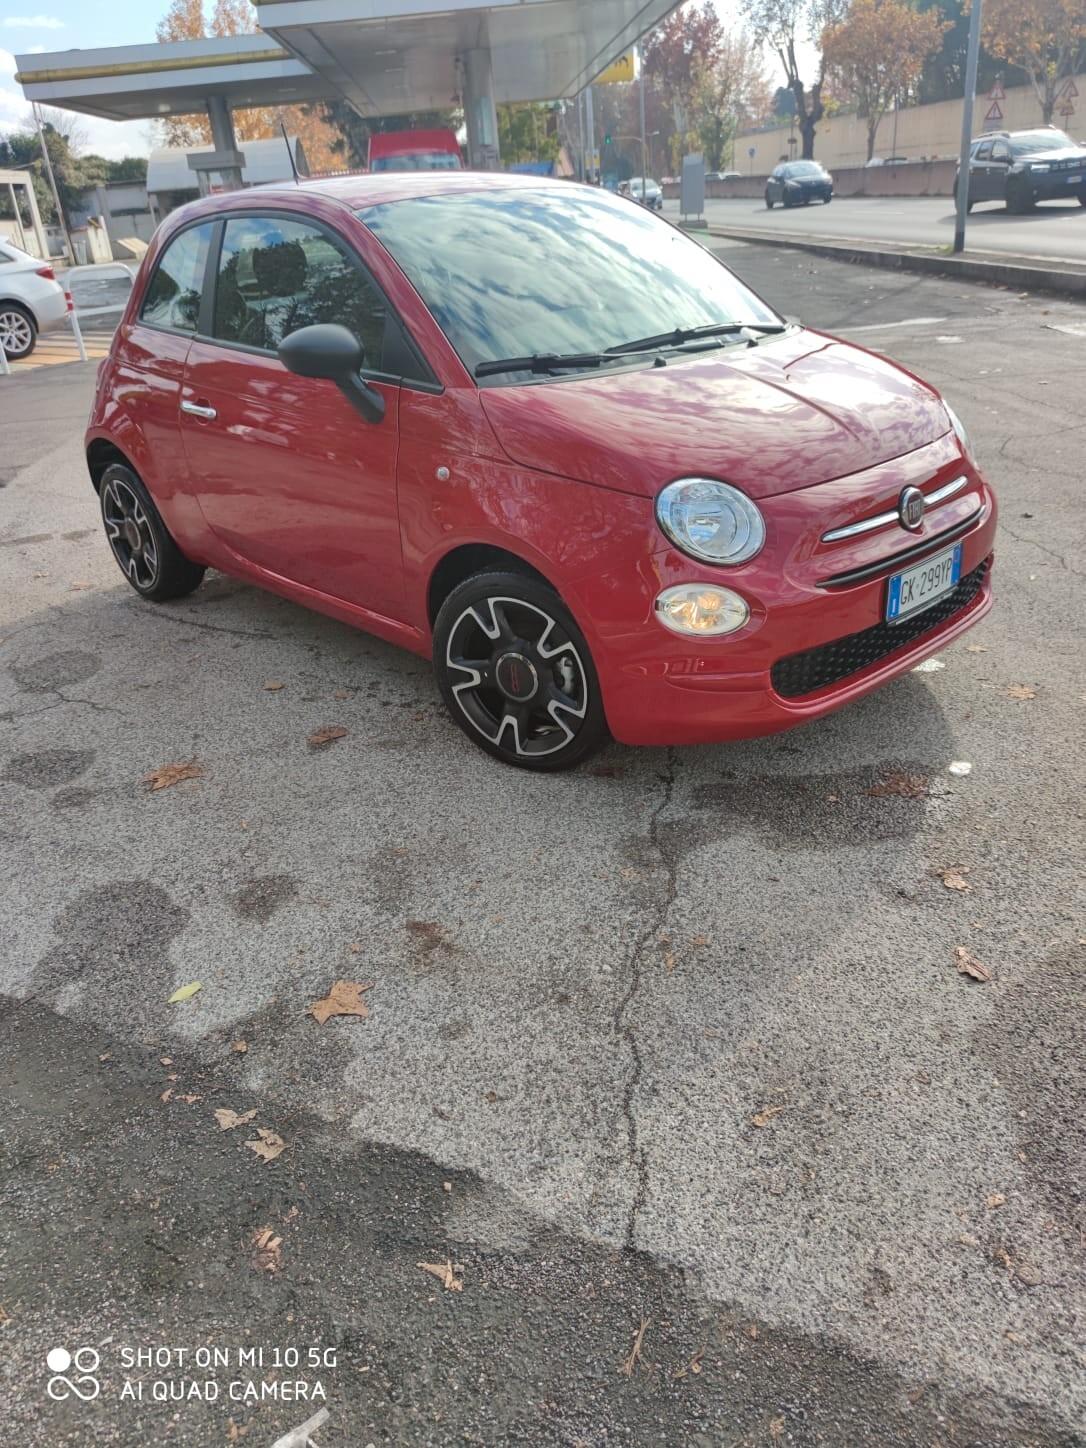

0,240,68,359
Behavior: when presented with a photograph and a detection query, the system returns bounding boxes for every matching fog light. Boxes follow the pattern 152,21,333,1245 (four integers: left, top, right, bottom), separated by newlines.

655,584,749,636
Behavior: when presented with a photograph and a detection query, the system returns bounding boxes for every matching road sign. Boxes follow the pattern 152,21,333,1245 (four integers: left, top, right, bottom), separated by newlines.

1059,99,1075,117
1058,78,1078,99
983,100,1003,128
748,146,755,157
596,51,636,85
988,80,1006,101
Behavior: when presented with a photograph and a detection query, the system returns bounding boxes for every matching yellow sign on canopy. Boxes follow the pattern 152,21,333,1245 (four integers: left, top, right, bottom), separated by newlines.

595,51,636,85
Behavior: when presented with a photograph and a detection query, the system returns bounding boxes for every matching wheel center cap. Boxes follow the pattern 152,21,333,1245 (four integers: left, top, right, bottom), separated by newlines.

123,520,141,551
495,652,539,702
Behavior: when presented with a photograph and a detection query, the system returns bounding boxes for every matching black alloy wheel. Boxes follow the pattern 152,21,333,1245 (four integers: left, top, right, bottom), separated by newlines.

99,463,206,602
433,571,608,771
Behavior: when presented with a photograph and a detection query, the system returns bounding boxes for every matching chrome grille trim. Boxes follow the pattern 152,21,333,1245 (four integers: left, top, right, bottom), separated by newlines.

821,474,968,544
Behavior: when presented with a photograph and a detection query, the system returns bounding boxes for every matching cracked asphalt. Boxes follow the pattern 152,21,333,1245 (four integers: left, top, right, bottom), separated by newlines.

1,245,1084,1446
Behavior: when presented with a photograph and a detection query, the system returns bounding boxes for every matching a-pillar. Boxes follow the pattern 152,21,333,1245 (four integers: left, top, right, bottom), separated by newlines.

187,95,246,195
463,47,501,170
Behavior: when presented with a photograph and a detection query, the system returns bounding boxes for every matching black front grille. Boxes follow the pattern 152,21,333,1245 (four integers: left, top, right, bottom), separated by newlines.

772,559,989,700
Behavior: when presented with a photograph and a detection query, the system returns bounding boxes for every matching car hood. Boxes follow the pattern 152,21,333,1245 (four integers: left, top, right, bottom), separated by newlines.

1018,145,1086,162
479,330,951,501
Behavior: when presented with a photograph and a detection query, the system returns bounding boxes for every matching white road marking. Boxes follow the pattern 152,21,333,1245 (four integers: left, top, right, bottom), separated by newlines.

846,316,947,333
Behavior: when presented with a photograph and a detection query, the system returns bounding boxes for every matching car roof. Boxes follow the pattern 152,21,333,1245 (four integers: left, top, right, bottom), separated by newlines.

172,169,577,220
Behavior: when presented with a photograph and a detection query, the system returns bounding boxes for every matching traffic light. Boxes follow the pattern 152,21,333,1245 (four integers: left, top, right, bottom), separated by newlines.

604,132,612,146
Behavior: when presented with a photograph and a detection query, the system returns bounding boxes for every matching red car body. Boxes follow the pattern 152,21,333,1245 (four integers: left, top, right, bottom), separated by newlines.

87,174,995,749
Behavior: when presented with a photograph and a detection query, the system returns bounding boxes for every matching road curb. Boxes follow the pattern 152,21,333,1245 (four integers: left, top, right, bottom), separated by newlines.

704,225,1086,298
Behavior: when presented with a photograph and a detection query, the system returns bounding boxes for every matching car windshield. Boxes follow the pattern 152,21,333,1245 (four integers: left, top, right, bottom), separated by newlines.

371,153,461,172
360,186,780,384
1009,130,1075,156
784,162,824,177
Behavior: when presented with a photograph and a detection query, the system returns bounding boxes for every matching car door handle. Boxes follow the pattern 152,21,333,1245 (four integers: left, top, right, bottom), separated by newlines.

181,400,217,421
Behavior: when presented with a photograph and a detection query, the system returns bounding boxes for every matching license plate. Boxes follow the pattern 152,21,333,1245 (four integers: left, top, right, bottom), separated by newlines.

886,544,963,623
1067,173,1082,184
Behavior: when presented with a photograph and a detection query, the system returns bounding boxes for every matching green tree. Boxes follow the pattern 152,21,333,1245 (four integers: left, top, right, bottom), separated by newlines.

0,123,106,227
496,104,560,165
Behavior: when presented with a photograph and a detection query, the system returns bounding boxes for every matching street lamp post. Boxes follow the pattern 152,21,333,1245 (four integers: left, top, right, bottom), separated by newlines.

954,0,984,253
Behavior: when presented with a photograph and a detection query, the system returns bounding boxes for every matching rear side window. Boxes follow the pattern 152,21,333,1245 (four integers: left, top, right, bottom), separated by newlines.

974,140,992,161
140,223,214,332
212,215,386,366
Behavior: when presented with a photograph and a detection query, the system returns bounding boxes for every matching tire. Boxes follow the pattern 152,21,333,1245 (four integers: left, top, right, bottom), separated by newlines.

765,194,774,209
953,183,974,214
433,570,609,772
1006,182,1033,214
99,462,205,602
823,194,832,204
0,301,37,360
1078,191,1086,208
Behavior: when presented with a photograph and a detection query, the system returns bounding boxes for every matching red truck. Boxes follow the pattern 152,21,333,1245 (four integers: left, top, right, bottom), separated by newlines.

367,129,463,173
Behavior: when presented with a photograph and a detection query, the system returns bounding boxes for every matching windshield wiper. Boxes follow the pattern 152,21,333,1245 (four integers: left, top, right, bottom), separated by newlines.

475,351,612,379
607,321,788,355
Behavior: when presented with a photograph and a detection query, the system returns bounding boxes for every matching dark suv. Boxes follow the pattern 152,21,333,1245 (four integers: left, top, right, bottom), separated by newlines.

955,128,1086,213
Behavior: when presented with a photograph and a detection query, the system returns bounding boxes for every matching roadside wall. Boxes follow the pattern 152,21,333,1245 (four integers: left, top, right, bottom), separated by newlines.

663,158,958,199
731,72,1084,175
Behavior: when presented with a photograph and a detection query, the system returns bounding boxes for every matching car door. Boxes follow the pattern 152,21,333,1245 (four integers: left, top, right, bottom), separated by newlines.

988,139,1011,202
180,211,423,621
969,139,993,202
768,167,782,202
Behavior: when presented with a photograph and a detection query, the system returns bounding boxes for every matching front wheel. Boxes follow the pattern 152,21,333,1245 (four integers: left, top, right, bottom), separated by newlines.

0,302,36,360
765,195,774,209
433,571,609,771
100,463,206,602
823,194,832,204
1006,183,1033,214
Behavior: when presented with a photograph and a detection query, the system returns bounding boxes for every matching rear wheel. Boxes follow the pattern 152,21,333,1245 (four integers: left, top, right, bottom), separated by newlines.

0,302,36,360
765,194,774,209
100,463,205,602
433,571,608,771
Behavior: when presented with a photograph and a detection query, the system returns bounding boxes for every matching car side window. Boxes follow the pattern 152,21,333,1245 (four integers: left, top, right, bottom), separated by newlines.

140,223,215,333
990,141,1010,163
974,141,993,162
212,215,387,368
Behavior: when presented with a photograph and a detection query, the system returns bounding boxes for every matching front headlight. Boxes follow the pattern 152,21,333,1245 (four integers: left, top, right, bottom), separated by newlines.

1030,162,1051,172
656,478,766,565
944,401,974,461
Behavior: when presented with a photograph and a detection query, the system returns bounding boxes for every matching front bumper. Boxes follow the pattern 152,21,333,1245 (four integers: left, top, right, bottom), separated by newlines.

588,437,997,746
1027,170,1086,200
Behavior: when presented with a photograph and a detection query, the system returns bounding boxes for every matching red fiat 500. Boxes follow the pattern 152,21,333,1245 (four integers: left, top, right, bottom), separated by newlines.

87,174,995,770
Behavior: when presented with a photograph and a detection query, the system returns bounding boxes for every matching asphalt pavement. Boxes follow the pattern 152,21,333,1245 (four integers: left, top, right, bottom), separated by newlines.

1,245,1084,1447
665,195,1086,266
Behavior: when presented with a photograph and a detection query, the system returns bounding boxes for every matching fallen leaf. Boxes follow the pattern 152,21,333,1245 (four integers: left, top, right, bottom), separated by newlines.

692,934,711,948
246,1128,287,1164
98,1052,112,1063
333,689,350,700
307,725,348,750
1005,684,1036,701
954,947,991,982
231,1040,248,1054
160,1088,174,1103
226,1420,249,1442
752,1104,785,1128
177,1093,202,1105
985,1193,1006,1210
69,581,93,591
168,982,203,1004
939,866,972,892
620,1317,650,1377
673,1348,705,1380
251,1226,283,1273
418,1259,463,1292
214,1108,258,1132
160,1057,173,1066
145,760,205,792
868,770,929,799
966,644,989,653
770,1419,786,1442
263,681,286,692
310,980,373,1026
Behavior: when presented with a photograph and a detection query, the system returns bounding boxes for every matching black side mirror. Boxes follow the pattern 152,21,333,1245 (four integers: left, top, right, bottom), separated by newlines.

278,324,385,425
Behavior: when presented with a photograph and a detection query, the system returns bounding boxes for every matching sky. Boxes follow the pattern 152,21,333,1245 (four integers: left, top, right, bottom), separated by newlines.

0,1,801,160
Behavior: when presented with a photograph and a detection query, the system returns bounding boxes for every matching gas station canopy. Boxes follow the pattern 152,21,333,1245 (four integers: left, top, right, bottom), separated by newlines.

15,1,681,121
